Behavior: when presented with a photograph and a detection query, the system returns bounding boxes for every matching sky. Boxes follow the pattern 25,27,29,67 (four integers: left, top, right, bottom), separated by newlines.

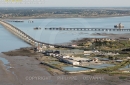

0,0,130,7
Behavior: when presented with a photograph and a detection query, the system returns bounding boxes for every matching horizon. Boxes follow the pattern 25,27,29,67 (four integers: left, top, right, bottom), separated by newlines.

0,0,130,7
0,7,130,8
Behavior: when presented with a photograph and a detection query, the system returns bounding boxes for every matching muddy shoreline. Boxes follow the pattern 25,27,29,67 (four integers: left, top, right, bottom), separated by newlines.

92,33,130,39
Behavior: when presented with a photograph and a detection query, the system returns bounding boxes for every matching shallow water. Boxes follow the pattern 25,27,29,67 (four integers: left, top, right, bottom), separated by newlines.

119,64,130,70
0,56,9,65
0,55,10,70
7,16,130,44
0,24,31,52
62,66,91,72
87,64,115,69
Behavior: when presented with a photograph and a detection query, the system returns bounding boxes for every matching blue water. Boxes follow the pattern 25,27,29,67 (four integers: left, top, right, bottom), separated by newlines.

87,64,115,69
62,66,90,72
0,24,30,52
1,16,130,52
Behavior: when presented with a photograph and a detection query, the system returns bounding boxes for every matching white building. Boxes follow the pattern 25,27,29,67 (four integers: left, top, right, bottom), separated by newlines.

42,45,47,49
61,55,70,58
59,57,80,65
37,47,43,52
49,45,55,48
84,51,93,54
69,57,90,62
64,59,80,65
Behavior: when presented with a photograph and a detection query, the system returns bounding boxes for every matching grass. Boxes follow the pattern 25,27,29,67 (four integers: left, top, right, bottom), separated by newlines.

119,76,128,80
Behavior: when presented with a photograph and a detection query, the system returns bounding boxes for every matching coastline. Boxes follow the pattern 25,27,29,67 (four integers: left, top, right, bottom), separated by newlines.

91,33,130,39
1,15,130,19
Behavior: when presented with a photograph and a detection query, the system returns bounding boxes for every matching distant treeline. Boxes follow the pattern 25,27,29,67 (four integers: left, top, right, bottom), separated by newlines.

1,7,130,18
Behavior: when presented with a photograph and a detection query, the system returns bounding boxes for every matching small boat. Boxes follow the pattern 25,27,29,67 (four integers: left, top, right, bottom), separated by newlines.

34,27,41,30
114,23,124,29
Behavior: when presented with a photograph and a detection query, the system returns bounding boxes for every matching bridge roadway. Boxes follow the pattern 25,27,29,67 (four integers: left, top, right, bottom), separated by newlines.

0,20,74,49
45,27,130,31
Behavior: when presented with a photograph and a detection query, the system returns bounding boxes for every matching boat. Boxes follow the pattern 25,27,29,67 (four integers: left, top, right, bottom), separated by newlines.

114,23,124,29
34,27,41,30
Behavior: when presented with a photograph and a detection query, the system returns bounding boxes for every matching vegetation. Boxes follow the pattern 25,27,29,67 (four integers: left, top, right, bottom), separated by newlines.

119,76,128,80
93,40,130,51
1,7,130,18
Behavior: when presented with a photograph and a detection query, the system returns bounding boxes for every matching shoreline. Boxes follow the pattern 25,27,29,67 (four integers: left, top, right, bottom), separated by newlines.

1,15,130,19
91,33,130,39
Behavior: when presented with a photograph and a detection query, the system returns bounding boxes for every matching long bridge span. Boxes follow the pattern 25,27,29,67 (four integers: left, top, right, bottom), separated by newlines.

0,20,75,49
45,27,130,31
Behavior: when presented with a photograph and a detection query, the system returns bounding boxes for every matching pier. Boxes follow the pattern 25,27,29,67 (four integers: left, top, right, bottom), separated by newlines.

0,20,75,49
45,27,130,31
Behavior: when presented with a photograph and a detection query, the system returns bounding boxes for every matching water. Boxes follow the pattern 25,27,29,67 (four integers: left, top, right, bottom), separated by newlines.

7,16,130,44
87,64,115,69
0,24,30,52
1,16,130,52
119,64,130,70
0,57,9,65
62,66,91,72
0,55,10,70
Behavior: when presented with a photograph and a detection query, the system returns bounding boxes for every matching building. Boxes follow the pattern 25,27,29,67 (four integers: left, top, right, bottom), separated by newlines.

84,51,93,54
58,49,84,55
69,57,90,62
93,58,99,63
61,55,70,58
62,59,80,65
49,45,55,48
37,46,43,52
71,44,77,47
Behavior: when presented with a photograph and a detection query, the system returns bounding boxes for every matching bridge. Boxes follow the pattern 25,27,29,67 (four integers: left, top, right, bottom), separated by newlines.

45,27,130,31
0,20,75,49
